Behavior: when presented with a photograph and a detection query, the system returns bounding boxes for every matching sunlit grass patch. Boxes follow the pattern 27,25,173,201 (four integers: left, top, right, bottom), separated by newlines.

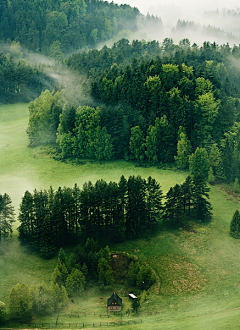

152,254,207,295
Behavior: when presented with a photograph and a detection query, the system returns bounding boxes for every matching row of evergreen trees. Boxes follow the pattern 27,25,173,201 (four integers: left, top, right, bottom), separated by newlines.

17,175,163,257
18,173,212,258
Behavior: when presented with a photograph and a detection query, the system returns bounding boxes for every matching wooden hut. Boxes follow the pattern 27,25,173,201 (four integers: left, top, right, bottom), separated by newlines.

107,292,122,311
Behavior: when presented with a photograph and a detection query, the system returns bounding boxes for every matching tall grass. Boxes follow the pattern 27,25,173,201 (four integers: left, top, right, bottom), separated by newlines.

1,103,240,329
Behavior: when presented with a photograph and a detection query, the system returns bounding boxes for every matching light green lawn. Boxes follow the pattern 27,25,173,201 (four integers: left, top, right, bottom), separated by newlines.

1,103,240,330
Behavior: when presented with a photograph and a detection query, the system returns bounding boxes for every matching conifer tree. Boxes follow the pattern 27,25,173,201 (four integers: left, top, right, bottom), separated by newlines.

181,175,193,214
230,210,240,238
192,173,212,221
0,193,15,241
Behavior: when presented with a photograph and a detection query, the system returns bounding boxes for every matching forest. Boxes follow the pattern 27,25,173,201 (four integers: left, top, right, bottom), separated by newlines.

2,0,240,328
24,38,240,184
0,0,141,54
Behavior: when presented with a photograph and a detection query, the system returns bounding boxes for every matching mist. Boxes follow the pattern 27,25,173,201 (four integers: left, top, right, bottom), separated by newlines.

110,0,240,46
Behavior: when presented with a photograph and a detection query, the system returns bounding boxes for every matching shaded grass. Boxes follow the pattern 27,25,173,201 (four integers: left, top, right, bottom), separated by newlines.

1,103,240,329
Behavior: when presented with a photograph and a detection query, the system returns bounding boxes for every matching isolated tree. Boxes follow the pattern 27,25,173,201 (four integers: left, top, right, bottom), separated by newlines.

0,193,15,241
230,210,240,238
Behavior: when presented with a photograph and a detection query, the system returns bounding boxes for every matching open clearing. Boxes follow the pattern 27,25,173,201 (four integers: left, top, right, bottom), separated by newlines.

1,103,240,329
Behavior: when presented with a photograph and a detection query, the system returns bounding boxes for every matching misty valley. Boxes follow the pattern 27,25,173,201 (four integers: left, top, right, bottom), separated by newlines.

2,0,240,329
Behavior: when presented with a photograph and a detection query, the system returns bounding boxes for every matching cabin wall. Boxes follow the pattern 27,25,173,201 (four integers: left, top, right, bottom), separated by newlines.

108,306,121,311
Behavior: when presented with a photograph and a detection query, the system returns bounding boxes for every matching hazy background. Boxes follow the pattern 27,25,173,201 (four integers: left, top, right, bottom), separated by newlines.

111,0,239,19
109,0,240,46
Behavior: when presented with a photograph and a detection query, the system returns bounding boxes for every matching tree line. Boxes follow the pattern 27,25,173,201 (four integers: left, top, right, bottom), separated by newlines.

17,174,212,258
17,175,163,257
0,0,142,56
0,51,54,103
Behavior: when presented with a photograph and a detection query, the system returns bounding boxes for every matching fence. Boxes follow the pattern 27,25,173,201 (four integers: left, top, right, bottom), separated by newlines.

17,319,142,328
67,311,122,318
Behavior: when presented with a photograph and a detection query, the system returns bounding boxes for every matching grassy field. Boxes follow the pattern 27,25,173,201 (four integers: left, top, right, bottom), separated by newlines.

1,103,240,329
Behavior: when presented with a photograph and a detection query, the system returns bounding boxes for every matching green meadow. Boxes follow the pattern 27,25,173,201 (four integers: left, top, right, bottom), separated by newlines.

1,103,240,329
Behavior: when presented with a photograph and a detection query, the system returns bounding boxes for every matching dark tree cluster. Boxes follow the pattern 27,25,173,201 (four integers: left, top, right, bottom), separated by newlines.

164,173,212,224
17,175,163,257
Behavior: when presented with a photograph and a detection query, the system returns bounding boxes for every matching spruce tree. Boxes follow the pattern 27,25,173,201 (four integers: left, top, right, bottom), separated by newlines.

0,193,15,241
192,173,212,221
230,210,240,238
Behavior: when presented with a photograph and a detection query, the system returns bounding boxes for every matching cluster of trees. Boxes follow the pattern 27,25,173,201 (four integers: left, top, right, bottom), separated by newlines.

164,173,212,223
8,281,68,322
0,51,54,103
0,0,141,55
18,173,212,258
6,243,155,322
128,261,155,291
57,105,114,160
17,175,163,257
8,247,83,322
27,38,240,183
0,193,15,241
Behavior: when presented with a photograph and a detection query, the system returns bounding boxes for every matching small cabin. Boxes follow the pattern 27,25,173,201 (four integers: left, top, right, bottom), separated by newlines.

128,293,137,300
107,292,122,311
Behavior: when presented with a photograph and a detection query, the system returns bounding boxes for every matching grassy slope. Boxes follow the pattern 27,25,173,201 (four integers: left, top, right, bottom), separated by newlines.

1,103,240,329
